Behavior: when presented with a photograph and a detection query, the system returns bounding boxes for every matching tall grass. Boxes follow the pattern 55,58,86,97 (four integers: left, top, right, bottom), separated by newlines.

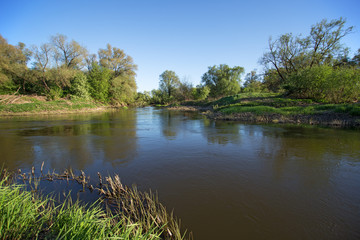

0,176,50,239
0,169,186,240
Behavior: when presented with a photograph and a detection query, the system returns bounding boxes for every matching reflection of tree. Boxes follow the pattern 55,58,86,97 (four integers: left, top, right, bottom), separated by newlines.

0,127,34,170
201,119,242,145
159,110,181,140
0,110,138,171
91,110,138,166
258,126,360,188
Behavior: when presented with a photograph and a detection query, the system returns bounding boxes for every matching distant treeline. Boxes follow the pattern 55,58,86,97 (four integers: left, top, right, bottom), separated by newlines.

1,17,359,105
153,17,360,104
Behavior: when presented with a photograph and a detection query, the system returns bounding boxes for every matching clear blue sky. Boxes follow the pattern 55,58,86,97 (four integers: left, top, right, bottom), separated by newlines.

1,0,359,92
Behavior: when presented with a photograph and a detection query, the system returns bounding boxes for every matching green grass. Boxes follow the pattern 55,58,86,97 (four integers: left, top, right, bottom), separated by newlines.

0,98,104,114
205,93,360,117
0,175,164,240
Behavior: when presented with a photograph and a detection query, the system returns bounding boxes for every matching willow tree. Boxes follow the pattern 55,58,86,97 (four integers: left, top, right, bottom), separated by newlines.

260,17,353,83
98,44,137,104
51,34,88,69
201,64,244,98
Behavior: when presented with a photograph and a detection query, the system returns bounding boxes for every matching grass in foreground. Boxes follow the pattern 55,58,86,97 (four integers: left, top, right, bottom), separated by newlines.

1,168,190,240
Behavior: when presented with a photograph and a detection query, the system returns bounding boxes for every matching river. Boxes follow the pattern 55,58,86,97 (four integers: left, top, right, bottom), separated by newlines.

1,107,359,239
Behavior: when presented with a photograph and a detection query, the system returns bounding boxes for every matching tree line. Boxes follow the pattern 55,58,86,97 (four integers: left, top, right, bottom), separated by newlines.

0,34,137,105
153,17,359,104
1,17,359,105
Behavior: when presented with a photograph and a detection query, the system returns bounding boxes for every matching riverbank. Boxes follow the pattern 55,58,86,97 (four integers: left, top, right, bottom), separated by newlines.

170,93,360,128
0,94,114,116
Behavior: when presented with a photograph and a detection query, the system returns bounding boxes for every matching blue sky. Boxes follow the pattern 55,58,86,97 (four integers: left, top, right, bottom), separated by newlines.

1,0,359,92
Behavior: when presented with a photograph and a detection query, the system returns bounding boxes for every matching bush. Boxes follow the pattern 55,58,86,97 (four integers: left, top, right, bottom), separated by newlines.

47,86,63,100
87,63,111,103
70,72,91,100
191,85,210,100
285,65,360,103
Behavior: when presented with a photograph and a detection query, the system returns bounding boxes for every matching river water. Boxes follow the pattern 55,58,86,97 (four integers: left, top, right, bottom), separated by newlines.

1,107,360,239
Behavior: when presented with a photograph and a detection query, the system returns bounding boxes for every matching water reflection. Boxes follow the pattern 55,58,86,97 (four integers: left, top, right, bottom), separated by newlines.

0,110,137,171
0,109,360,240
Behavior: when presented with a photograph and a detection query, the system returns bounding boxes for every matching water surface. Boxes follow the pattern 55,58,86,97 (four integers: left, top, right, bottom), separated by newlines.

1,107,359,239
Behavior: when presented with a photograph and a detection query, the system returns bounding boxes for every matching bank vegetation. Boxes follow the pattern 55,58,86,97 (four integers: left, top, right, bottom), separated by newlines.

0,167,191,240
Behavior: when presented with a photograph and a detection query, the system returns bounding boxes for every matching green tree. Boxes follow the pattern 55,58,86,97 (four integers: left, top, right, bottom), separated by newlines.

201,64,244,98
243,70,263,92
262,69,283,92
260,18,353,84
286,65,360,103
159,70,180,99
191,85,210,100
87,63,111,102
0,35,29,93
51,34,88,69
109,74,137,105
98,44,137,77
177,77,193,101
98,44,138,104
70,72,91,100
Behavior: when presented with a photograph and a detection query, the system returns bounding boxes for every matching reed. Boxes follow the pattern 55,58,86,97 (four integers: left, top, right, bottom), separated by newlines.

1,167,191,240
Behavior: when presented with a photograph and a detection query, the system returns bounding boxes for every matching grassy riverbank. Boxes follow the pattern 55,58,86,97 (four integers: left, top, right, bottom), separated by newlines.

176,93,360,128
0,94,111,116
0,169,190,240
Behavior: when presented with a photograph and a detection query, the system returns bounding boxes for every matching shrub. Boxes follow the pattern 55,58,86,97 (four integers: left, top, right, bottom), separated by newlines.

70,72,91,100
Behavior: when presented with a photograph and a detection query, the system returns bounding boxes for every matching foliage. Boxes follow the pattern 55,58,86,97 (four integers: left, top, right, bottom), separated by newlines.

243,70,264,92
285,65,360,103
150,89,166,104
135,91,152,106
191,85,210,100
176,78,193,101
109,74,137,105
201,64,244,98
87,63,111,103
260,17,353,84
70,72,91,100
51,34,88,69
98,43,137,77
159,70,180,99
0,34,29,93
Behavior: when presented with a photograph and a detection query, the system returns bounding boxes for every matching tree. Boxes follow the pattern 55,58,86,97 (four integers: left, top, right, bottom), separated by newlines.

159,70,180,99
51,34,87,69
87,63,111,102
177,77,193,101
31,43,52,91
243,70,263,92
260,18,353,83
192,85,210,100
109,74,137,105
0,34,28,92
98,44,137,77
201,64,244,98
70,72,91,100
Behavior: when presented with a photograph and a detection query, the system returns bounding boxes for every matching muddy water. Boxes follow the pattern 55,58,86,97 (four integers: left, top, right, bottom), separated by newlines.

1,107,359,239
